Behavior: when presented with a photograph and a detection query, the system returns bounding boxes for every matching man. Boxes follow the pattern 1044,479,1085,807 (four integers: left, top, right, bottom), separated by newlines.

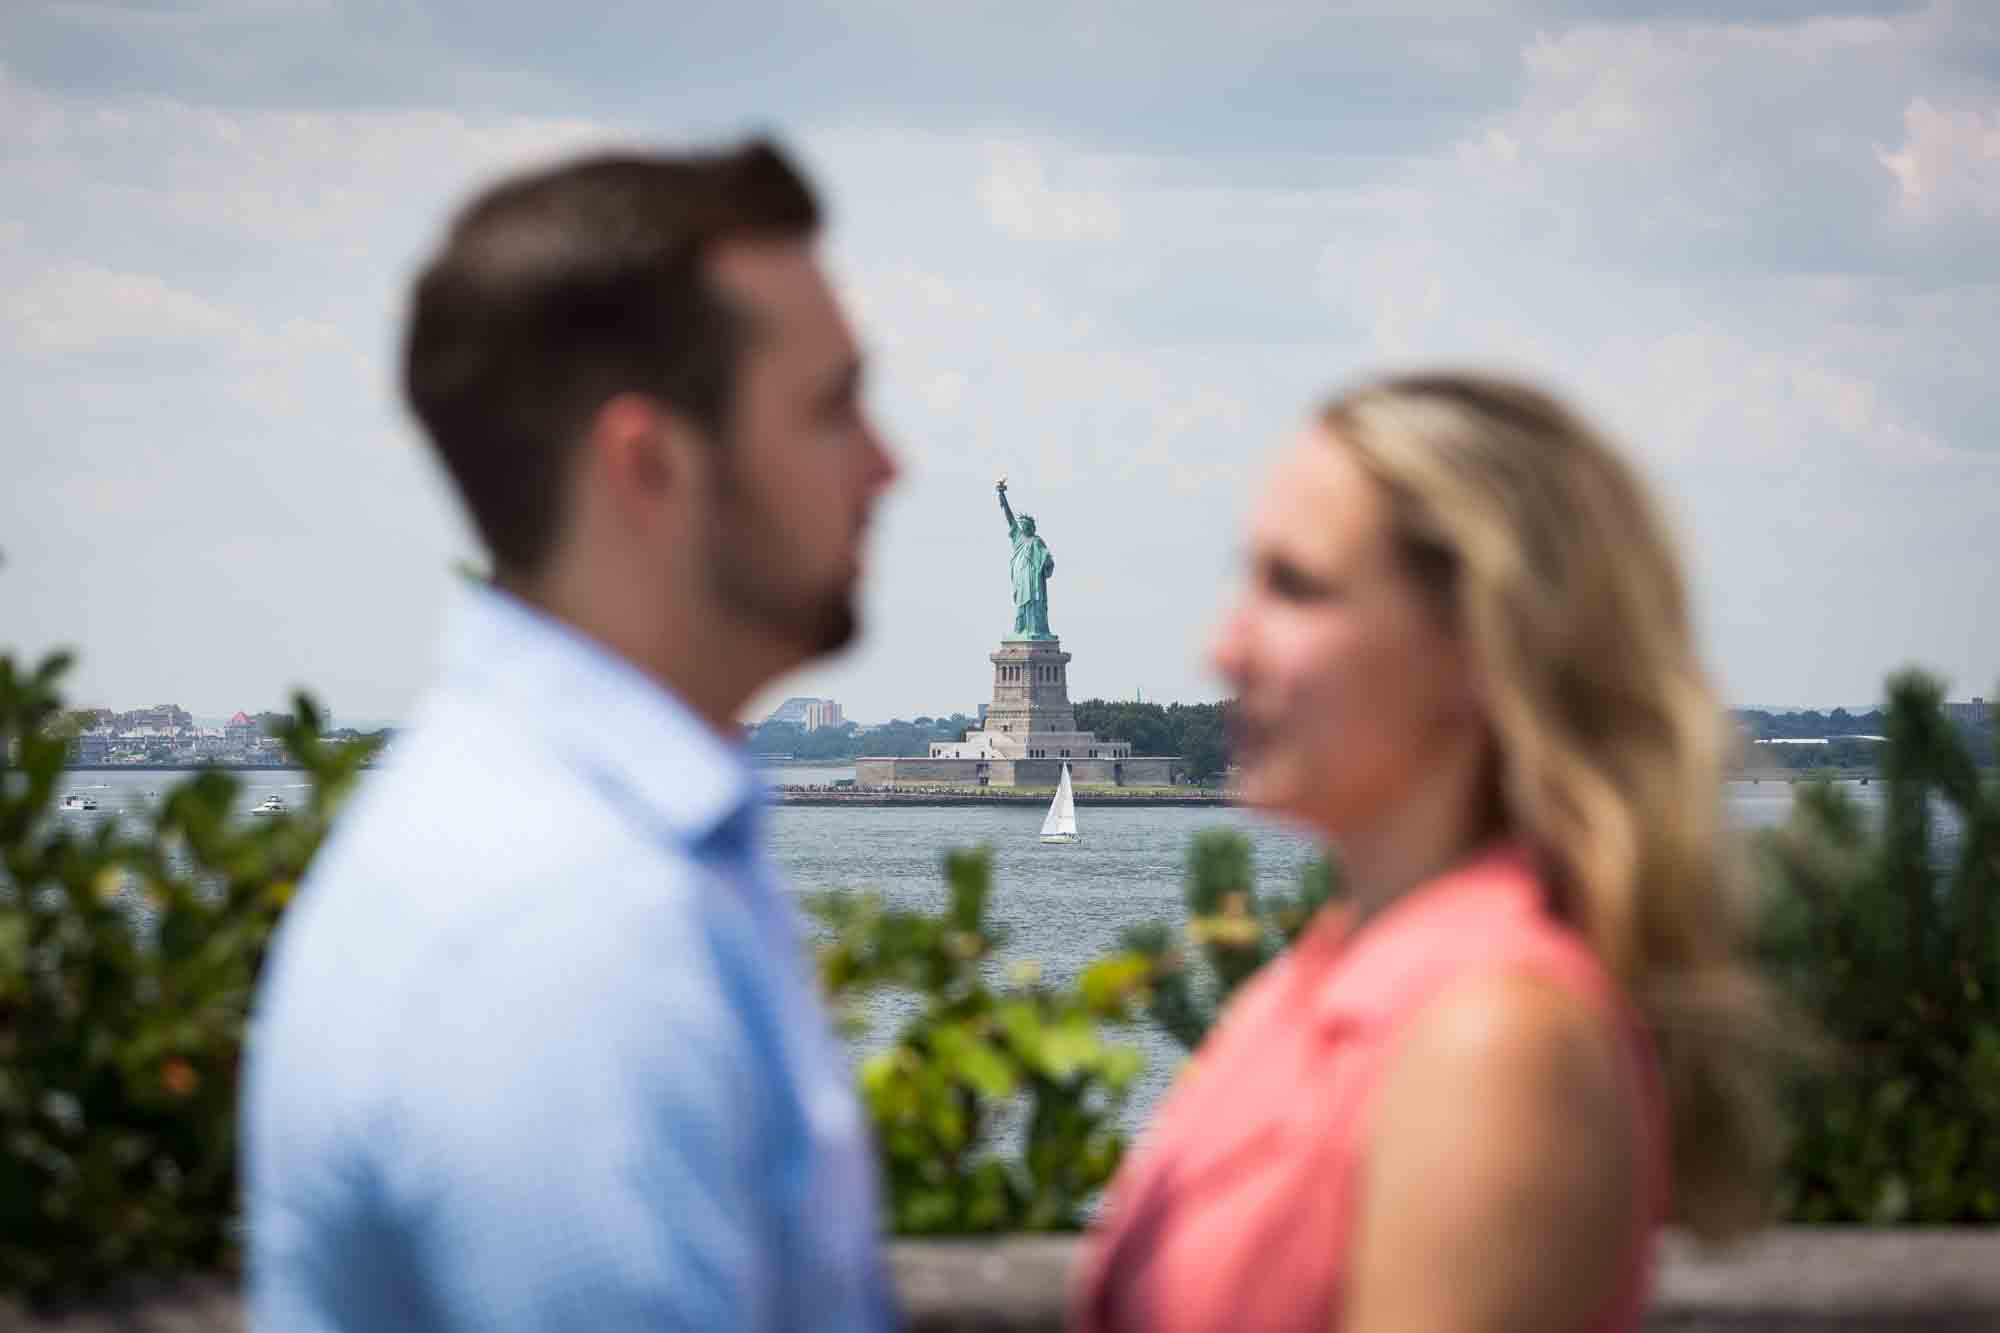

243,142,900,1330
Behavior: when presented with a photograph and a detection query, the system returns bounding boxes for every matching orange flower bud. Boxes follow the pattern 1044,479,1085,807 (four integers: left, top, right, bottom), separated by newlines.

161,1059,199,1098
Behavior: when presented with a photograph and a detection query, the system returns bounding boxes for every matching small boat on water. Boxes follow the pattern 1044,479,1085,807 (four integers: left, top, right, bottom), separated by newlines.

59,793,99,812
250,795,287,816
1040,763,1081,844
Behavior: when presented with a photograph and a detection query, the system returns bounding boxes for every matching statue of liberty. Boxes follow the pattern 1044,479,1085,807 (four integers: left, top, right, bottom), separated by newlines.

995,475,1054,639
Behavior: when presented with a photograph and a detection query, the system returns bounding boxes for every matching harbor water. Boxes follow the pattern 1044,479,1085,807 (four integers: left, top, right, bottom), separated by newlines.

51,768,1898,1135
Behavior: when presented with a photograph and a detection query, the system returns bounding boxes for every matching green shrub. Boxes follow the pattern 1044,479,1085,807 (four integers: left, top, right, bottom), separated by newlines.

1117,828,1340,1050
0,651,375,1302
6,640,1994,1307
812,848,1150,1232
1756,672,2000,1223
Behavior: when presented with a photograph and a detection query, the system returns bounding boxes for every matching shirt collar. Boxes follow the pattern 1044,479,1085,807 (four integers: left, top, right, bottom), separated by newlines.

436,579,765,850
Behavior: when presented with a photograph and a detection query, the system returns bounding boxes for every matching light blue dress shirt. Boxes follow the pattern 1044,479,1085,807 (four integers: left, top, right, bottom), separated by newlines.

243,582,894,1331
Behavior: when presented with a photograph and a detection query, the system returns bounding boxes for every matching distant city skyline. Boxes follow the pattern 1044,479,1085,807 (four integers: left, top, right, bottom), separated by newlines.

63,691,1981,737
3,2,1996,722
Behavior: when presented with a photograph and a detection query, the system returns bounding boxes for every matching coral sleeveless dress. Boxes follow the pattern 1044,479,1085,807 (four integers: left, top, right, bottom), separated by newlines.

1071,843,1668,1333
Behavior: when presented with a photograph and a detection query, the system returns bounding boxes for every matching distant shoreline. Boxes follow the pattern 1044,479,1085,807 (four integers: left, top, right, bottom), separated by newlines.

775,789,1232,807
64,762,318,773
63,764,1879,790
61,765,1232,806
1727,768,1879,783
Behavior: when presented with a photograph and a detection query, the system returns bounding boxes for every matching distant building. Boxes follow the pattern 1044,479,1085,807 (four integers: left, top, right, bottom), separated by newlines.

767,696,844,731
765,697,819,726
120,704,192,732
1944,698,1991,727
225,711,258,748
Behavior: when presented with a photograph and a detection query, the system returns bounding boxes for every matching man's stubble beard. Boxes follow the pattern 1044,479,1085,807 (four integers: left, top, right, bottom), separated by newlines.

703,449,858,662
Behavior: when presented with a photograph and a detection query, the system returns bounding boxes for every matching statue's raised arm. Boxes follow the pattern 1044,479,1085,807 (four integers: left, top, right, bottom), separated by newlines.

996,476,1019,537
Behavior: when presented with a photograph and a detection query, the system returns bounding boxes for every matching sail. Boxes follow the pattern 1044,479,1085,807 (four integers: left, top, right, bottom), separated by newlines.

1041,763,1079,839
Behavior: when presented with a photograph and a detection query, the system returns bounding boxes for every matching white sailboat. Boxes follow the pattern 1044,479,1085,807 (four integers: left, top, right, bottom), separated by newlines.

1040,762,1081,844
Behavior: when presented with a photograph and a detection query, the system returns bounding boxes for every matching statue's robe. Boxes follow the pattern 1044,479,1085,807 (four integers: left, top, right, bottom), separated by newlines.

1010,531,1052,612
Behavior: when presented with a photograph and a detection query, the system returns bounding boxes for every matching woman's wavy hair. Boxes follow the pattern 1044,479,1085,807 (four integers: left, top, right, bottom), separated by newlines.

1322,371,1778,1242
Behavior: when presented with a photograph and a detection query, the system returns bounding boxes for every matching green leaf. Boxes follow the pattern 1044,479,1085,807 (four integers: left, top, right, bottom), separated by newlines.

954,1039,1019,1101
1100,1046,1143,1091
1078,953,1150,1017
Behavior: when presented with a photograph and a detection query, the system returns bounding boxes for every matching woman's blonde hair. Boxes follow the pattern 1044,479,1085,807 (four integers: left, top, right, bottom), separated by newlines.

1322,371,1778,1243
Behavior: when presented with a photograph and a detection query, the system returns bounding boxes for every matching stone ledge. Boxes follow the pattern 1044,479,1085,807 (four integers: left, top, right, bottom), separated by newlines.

5,1230,1998,1331
891,1230,2000,1333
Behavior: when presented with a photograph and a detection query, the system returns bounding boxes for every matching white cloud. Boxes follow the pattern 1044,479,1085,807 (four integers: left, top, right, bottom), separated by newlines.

0,65,628,255
1570,323,1980,471
1318,239,1449,358
1446,10,1939,252
1878,96,2000,222
975,140,1126,245
4,5,1998,720
8,260,244,352
25,0,340,26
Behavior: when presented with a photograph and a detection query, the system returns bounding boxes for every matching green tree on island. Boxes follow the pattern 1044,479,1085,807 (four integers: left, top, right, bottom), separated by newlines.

1072,698,1232,780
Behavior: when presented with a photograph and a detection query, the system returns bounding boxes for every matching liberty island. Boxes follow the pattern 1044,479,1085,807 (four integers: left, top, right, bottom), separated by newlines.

855,478,1182,789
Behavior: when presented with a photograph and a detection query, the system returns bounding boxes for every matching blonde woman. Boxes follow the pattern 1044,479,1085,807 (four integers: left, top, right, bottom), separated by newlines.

1072,373,1773,1333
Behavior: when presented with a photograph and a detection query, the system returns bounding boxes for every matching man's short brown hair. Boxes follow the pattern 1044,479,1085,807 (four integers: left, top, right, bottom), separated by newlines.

403,140,820,573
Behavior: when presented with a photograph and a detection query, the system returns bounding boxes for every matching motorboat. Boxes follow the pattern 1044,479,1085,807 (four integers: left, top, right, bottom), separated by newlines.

1039,763,1081,844
59,793,99,812
250,794,288,816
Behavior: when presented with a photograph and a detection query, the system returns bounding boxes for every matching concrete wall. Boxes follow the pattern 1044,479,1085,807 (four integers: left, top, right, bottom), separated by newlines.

888,1230,2000,1332
1006,759,1075,787
856,756,1179,789
930,735,1006,760
1114,757,1177,787
855,758,989,786
10,1232,2000,1332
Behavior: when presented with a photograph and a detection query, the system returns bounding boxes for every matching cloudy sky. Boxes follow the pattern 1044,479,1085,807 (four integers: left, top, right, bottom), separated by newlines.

2,0,1995,725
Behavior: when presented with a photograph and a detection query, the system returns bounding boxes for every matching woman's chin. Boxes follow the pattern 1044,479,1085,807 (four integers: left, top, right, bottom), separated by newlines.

1237,767,1295,817
1239,769,1340,837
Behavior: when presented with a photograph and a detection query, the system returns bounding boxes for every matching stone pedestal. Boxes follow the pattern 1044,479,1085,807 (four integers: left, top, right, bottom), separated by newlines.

983,638,1075,740
929,637,1132,768
886,634,1172,787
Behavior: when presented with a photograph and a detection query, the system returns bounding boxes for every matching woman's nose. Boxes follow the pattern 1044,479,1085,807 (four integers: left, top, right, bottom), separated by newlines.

1208,601,1251,684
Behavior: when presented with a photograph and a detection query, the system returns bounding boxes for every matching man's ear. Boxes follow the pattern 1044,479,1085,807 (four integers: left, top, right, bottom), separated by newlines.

586,392,699,503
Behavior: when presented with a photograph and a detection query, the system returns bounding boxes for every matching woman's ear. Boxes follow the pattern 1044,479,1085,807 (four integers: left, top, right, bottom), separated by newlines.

1455,636,1491,725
